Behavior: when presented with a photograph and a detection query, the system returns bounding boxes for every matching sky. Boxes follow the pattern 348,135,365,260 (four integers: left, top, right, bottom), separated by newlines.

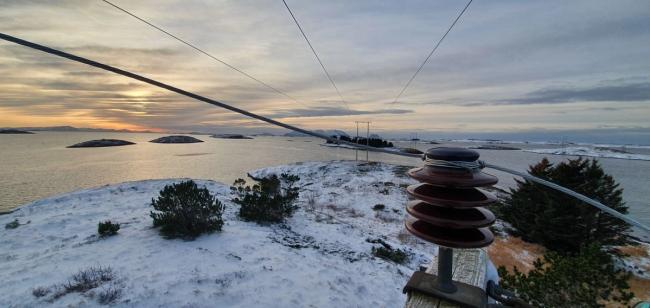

0,0,649,142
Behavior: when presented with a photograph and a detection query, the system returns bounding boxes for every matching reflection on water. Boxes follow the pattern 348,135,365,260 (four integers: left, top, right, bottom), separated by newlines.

1,132,649,239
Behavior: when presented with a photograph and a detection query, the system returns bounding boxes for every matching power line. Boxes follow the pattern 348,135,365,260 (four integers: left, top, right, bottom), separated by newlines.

391,0,473,104
100,0,306,107
0,32,412,158
2,32,649,234
281,0,349,110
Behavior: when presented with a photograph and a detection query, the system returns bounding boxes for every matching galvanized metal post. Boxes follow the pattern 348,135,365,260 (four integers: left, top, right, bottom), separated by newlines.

436,247,457,293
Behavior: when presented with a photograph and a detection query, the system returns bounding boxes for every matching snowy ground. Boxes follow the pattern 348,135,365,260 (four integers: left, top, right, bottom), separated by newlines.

1,161,497,307
524,146,650,161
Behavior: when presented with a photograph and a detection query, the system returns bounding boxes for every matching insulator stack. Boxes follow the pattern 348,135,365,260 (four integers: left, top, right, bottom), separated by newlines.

403,147,497,302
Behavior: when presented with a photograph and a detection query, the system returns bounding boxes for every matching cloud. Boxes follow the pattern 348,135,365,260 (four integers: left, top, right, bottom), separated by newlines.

267,106,413,118
1,0,649,134
502,82,650,105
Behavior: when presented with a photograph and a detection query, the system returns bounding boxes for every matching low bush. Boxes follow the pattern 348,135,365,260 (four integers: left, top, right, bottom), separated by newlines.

63,266,115,293
498,244,634,307
33,266,121,305
32,286,50,298
368,238,409,264
5,219,19,229
97,286,122,304
150,180,224,240
97,221,120,237
231,174,300,224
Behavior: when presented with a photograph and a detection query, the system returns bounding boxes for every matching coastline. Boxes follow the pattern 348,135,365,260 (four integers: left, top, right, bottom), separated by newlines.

2,160,648,305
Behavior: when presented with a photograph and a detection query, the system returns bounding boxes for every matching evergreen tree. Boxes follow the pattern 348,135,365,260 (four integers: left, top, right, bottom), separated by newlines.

150,180,224,239
496,157,631,253
231,173,300,224
498,244,633,307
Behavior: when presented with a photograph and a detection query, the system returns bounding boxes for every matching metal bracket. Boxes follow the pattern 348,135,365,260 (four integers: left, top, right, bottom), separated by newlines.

403,271,487,308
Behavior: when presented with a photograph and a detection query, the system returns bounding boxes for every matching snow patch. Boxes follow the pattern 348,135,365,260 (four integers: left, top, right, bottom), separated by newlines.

0,161,470,307
524,146,650,161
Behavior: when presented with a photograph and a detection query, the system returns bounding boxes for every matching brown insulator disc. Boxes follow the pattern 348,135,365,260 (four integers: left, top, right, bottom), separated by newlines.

406,200,495,229
406,183,496,208
408,166,498,188
405,218,494,249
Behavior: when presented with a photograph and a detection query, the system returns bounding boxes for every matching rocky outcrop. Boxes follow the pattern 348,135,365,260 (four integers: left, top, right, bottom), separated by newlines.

67,139,135,148
469,145,521,150
149,135,203,144
0,129,34,134
211,134,253,139
399,148,424,154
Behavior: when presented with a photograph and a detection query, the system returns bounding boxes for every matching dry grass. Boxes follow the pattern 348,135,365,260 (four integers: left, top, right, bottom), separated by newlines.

628,276,650,303
487,236,545,273
396,228,420,246
488,236,650,305
324,204,364,218
617,244,650,258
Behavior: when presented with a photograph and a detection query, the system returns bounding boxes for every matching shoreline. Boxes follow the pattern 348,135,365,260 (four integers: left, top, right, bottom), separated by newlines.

3,161,648,305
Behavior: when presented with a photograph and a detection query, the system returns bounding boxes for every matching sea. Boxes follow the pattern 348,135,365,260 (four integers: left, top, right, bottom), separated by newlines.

1,132,649,240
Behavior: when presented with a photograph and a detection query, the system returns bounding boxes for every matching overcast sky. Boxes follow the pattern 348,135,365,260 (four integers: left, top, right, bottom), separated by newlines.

1,0,649,139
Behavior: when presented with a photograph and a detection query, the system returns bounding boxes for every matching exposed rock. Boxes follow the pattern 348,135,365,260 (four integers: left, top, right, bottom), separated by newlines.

469,145,521,150
211,134,253,139
0,129,34,134
67,139,135,148
149,135,203,144
399,148,424,154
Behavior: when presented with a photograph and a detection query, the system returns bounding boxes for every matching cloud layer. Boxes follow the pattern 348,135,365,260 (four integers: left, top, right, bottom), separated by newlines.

0,0,649,134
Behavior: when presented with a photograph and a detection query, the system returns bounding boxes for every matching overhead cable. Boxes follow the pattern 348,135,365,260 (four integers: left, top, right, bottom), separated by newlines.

281,0,349,109
391,0,473,104
100,0,305,107
2,32,648,235
0,32,414,158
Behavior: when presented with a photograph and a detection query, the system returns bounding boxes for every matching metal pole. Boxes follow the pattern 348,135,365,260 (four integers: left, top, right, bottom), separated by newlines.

436,247,457,293
355,122,359,161
366,122,370,161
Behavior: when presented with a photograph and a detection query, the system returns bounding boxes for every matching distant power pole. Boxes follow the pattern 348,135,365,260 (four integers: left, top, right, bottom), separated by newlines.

355,121,371,161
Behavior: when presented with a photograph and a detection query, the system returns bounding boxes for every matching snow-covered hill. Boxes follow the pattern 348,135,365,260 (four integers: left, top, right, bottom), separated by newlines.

1,161,492,307
524,146,650,161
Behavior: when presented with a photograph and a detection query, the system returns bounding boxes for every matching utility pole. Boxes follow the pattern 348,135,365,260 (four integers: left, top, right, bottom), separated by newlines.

355,121,371,161
366,122,370,161
355,122,359,161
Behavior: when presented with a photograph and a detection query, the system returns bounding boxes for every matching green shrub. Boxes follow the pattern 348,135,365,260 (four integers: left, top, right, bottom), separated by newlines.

150,180,224,239
372,245,408,264
231,174,300,224
498,244,633,307
97,221,120,237
495,157,631,253
5,219,19,229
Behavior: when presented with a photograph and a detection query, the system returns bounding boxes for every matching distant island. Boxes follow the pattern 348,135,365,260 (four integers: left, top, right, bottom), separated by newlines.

1,126,153,133
211,134,253,139
150,136,203,144
399,147,423,154
67,139,135,148
0,129,34,134
284,129,349,138
326,134,394,148
469,145,521,150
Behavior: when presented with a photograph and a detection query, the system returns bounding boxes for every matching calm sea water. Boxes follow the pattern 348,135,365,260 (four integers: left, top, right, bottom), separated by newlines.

1,132,649,239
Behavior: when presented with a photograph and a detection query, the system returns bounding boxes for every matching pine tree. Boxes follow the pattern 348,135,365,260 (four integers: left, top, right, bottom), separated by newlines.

498,244,633,307
496,157,631,253
231,173,300,224
150,180,224,239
